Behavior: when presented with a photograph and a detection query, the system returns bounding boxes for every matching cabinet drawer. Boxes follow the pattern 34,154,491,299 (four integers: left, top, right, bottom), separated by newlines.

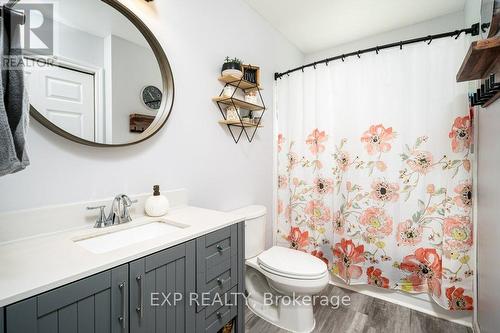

196,286,238,333
196,225,238,293
196,269,235,313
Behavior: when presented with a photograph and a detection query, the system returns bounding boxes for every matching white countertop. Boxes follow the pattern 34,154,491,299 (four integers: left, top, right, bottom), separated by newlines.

0,205,244,307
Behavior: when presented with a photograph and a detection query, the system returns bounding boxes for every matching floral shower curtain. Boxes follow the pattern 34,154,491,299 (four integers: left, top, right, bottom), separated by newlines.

275,36,474,310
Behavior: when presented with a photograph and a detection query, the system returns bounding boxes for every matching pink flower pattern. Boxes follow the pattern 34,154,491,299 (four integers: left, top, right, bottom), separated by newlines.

305,200,332,225
276,113,474,311
360,207,393,237
306,129,327,154
361,124,395,155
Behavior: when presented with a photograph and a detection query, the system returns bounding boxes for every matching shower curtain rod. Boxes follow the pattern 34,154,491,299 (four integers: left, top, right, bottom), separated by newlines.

274,23,481,80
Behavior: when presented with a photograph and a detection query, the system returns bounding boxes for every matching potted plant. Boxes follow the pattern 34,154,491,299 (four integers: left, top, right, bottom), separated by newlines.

221,56,243,78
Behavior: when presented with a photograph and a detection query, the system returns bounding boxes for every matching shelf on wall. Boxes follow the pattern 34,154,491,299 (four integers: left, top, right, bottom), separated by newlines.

212,96,265,111
129,113,155,133
214,65,267,144
457,36,500,82
218,74,262,91
218,120,263,128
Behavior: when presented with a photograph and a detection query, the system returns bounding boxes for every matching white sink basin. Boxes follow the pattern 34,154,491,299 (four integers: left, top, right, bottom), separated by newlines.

75,221,188,254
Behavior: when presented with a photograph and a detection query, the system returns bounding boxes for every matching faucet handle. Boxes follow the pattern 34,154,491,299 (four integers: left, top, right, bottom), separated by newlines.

121,195,137,207
87,205,107,228
121,197,137,223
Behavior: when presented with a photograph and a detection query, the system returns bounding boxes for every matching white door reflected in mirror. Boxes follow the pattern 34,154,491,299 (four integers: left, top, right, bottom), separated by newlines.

19,0,172,146
27,64,95,141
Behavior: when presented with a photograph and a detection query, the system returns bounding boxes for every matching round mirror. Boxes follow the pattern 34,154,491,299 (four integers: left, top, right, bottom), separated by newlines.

18,0,174,146
481,0,500,38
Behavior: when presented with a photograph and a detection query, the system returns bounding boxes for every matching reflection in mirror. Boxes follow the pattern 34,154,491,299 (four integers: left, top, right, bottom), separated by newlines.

481,0,500,38
22,0,170,146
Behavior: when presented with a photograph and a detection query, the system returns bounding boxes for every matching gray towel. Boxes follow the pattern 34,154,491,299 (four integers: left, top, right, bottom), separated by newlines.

0,6,29,177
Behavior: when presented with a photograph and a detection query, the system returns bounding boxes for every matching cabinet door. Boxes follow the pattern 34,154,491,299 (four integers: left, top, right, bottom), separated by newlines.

5,265,128,333
1,307,4,333
129,241,195,333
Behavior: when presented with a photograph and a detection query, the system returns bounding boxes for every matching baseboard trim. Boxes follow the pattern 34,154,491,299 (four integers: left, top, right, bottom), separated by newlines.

328,280,473,328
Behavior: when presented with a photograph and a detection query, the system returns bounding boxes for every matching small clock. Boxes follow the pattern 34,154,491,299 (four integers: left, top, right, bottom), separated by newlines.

141,86,163,110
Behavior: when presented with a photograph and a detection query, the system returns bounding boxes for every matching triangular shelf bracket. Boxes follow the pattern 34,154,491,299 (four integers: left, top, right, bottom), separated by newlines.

214,74,266,144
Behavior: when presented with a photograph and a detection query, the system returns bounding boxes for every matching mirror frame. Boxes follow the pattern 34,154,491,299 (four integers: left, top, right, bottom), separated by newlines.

29,0,175,147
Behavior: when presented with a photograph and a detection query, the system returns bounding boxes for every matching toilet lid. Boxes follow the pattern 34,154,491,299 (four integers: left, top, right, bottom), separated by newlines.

257,246,327,279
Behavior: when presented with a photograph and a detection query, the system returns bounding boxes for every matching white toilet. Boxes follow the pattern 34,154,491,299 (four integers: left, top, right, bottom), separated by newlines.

231,206,330,333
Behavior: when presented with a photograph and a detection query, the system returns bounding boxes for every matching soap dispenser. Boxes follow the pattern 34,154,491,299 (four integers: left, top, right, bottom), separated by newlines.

145,185,169,217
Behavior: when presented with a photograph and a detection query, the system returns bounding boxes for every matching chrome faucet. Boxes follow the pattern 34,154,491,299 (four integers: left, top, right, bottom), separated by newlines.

87,194,137,228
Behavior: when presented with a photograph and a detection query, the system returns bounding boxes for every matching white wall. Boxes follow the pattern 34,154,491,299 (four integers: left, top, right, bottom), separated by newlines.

471,2,499,331
56,22,105,68
305,11,466,63
476,100,500,333
0,0,304,248
109,35,162,143
465,0,482,26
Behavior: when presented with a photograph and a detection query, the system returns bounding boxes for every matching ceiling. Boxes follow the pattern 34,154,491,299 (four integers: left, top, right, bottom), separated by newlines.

46,0,147,47
244,0,467,54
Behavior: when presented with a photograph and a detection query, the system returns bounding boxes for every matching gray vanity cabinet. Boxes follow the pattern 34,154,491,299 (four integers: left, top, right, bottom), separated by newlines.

3,223,244,333
0,307,4,333
196,223,245,333
129,240,196,333
5,265,128,333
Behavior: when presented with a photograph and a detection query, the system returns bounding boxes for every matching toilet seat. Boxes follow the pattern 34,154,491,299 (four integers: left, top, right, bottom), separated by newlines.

257,246,328,280
259,263,328,280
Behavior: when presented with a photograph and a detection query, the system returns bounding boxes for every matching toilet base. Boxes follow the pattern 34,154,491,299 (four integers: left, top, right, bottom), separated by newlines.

245,266,317,333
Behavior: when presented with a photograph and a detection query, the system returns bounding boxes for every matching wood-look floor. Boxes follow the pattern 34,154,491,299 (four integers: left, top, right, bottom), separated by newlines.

244,285,472,333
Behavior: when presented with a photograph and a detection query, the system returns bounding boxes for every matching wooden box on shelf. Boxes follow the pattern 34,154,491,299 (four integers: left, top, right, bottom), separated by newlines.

242,64,261,87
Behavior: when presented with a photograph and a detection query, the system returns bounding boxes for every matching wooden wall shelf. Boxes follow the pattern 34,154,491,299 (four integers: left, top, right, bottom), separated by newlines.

457,36,500,82
213,70,266,143
212,96,264,111
218,74,262,91
218,120,263,128
130,113,155,133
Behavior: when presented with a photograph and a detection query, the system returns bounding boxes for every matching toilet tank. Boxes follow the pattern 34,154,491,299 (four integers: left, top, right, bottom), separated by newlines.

230,205,267,259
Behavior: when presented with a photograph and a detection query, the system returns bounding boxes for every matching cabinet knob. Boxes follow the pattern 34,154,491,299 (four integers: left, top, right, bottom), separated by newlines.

216,244,223,252
216,312,222,319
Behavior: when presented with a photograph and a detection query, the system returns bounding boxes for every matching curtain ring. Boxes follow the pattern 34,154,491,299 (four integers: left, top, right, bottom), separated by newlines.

399,41,403,50
313,62,317,69
375,46,379,54
427,36,432,45
325,60,329,66
341,54,345,62
301,68,304,73
357,51,361,58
